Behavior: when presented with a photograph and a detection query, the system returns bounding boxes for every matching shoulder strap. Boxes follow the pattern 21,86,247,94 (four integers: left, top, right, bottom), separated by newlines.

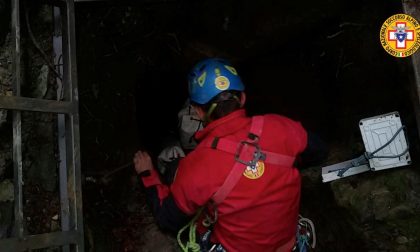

210,116,295,205
248,115,264,140
202,115,295,167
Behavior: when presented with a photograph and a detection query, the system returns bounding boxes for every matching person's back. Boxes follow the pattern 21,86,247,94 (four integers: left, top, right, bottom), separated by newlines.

172,111,306,251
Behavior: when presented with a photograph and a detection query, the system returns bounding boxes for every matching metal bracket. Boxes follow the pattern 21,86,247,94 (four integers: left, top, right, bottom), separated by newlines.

322,111,411,183
235,141,266,168
322,158,370,183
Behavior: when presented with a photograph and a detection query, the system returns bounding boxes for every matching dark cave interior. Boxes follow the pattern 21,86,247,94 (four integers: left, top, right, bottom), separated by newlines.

76,0,419,163
74,0,420,251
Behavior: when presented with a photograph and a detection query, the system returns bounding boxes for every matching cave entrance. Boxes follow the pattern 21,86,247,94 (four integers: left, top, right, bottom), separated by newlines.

1,0,420,251
75,0,420,251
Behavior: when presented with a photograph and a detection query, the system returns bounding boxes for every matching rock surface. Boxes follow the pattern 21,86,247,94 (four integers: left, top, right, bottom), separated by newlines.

330,168,420,251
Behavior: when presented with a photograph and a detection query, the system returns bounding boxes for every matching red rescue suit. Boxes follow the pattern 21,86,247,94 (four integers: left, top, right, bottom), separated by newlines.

174,109,307,251
143,109,307,251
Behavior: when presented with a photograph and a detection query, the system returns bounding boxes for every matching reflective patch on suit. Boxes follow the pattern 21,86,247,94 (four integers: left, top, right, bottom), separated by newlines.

243,160,265,179
215,76,230,90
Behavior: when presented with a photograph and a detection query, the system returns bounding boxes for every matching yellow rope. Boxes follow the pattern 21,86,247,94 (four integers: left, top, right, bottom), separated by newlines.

177,207,205,252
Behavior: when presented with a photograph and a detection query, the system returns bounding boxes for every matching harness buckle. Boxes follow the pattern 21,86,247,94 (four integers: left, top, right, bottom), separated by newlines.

234,140,266,168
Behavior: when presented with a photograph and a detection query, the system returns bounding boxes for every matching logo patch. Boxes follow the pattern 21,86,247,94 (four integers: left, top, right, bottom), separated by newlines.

380,14,420,58
197,71,206,87
243,160,265,179
215,76,230,90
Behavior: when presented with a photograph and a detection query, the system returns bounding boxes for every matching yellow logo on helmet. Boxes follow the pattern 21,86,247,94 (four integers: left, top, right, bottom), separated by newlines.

215,76,230,90
197,71,206,87
224,65,238,75
243,161,265,179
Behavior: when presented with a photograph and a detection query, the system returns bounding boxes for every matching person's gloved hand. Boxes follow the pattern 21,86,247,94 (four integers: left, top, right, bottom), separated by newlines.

157,145,186,174
133,151,153,174
158,145,186,162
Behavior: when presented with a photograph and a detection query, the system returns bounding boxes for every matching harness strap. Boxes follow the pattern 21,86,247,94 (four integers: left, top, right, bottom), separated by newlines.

212,155,249,204
208,116,295,205
207,137,295,166
249,115,264,140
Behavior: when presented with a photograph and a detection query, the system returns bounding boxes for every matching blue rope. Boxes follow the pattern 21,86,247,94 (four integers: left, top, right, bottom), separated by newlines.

297,234,309,252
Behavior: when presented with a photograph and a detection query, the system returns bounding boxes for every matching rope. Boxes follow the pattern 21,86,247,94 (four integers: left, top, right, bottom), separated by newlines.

298,215,316,249
177,207,205,252
296,215,316,252
297,235,309,252
24,4,63,81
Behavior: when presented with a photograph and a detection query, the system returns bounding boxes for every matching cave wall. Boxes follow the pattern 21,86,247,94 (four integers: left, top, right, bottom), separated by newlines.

403,0,420,140
0,0,14,239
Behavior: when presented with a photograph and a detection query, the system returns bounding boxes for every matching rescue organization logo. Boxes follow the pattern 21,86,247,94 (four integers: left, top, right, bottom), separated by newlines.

243,161,265,179
215,76,230,90
380,14,420,58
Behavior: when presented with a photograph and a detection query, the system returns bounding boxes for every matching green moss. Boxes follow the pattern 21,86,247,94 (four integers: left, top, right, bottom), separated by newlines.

0,180,13,202
389,216,420,250
381,170,408,201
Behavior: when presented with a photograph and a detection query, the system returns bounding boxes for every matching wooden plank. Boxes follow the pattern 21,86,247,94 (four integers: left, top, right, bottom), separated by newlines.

54,5,71,252
0,231,79,251
0,95,74,114
63,0,85,251
11,0,24,240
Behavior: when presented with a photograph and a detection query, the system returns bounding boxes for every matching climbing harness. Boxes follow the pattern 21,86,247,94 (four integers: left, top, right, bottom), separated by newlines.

322,112,411,182
204,116,295,205
294,215,316,252
177,116,296,251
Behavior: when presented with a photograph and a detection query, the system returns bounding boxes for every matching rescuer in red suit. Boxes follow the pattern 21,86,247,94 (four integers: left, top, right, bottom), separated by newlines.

134,58,327,252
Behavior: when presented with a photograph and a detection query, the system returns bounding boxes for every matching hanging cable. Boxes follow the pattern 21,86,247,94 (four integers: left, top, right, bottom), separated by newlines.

366,126,409,159
24,2,62,81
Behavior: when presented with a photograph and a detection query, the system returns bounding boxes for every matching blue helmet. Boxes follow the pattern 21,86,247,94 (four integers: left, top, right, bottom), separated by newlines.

188,58,245,104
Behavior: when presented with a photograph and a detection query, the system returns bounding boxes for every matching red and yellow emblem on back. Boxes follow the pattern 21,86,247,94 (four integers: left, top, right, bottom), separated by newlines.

243,160,265,179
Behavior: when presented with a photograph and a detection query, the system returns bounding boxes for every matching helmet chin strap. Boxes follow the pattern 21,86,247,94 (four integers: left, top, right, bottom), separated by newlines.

203,94,241,124
203,102,218,124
